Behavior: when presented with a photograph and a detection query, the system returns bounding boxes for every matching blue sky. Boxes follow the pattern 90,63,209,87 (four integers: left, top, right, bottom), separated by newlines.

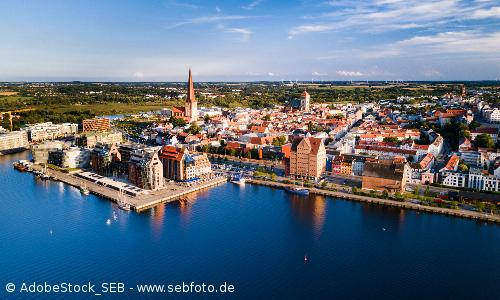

1,0,500,82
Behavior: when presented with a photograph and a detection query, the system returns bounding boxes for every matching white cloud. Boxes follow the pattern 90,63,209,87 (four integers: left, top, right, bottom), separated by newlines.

268,72,277,76
170,15,259,28
167,0,200,9
241,0,264,10
312,72,328,75
216,5,221,12
289,0,500,36
470,6,500,19
246,72,259,75
337,71,364,76
134,72,144,78
396,30,500,53
422,66,443,77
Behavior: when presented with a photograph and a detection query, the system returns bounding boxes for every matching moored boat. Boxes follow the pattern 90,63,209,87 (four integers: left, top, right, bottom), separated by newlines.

13,162,28,172
230,173,247,185
285,186,310,195
80,182,90,195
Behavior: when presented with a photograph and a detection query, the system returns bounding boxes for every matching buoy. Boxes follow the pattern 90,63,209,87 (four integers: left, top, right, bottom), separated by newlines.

50,230,52,235
305,255,307,261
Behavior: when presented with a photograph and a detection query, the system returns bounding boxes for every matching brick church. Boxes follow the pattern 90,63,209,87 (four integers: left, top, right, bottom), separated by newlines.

172,69,198,122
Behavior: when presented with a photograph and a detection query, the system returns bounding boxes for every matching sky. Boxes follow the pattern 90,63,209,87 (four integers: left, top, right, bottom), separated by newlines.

1,0,500,82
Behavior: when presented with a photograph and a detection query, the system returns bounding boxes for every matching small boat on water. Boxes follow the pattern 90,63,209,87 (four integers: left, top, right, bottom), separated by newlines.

118,202,131,211
230,173,247,185
13,160,29,172
80,182,90,195
285,186,310,195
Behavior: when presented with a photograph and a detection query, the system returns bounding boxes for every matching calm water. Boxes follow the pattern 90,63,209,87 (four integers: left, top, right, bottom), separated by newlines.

1,151,500,299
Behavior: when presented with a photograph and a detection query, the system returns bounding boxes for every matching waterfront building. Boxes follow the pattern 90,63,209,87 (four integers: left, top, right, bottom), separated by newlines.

22,122,78,142
31,140,65,164
158,145,211,181
0,131,29,155
81,118,110,132
341,159,352,175
439,170,468,187
128,149,164,190
468,168,500,192
362,162,407,193
48,147,91,169
75,132,123,148
286,137,326,180
91,143,121,176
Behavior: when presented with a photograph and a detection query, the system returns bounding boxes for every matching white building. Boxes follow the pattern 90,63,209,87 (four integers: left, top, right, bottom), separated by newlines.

0,131,29,154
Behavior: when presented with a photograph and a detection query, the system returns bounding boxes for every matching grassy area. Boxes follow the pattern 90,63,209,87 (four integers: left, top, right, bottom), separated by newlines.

0,96,34,102
47,103,169,115
426,191,438,198
0,92,19,96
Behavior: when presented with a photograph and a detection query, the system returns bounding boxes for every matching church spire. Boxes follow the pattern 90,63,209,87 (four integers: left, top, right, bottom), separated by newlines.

186,68,196,103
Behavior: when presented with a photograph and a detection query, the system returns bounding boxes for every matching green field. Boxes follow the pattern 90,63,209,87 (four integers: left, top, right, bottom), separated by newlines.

0,96,34,102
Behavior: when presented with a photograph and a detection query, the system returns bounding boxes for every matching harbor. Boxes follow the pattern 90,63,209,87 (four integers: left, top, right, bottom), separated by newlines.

247,179,500,224
28,164,229,211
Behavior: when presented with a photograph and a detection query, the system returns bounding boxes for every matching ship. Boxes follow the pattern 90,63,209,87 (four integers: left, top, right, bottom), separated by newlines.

13,160,29,172
230,173,247,185
285,186,310,195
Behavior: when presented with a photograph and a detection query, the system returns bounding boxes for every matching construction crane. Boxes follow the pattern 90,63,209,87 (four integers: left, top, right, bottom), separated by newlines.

0,108,36,131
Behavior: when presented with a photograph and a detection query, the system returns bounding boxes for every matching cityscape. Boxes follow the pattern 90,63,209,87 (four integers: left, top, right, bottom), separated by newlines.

2,0,500,299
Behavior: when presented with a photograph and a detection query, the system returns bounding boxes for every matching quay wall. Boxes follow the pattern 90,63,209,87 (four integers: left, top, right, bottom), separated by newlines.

248,180,500,224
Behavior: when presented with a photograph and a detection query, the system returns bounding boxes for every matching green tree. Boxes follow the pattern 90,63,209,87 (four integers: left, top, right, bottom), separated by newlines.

476,202,486,213
244,151,251,159
395,191,402,199
459,130,471,139
263,114,271,121
382,190,389,199
271,173,276,181
186,122,201,134
204,114,211,122
412,186,419,196
308,121,314,131
424,185,430,196
475,133,495,149
408,154,414,162
351,186,358,194
383,136,399,143
321,181,327,188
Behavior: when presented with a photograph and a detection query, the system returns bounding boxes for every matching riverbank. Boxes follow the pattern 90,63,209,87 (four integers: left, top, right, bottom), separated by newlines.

248,179,500,224
30,165,229,211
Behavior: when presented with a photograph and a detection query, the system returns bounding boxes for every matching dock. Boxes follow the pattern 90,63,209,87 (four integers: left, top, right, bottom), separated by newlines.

31,165,229,211
248,179,500,224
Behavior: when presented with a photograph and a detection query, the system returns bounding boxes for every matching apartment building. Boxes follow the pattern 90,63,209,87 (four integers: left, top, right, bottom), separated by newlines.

286,137,326,180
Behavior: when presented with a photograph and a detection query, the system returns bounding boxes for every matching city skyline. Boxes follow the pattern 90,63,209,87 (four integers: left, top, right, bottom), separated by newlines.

1,0,500,82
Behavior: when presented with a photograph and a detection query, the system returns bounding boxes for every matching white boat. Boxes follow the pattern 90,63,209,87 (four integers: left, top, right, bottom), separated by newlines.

230,173,247,185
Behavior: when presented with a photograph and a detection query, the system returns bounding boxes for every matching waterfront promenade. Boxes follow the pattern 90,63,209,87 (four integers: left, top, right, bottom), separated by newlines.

31,165,228,211
248,179,500,224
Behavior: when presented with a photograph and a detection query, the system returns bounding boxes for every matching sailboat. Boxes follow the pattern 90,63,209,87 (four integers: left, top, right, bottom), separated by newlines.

117,189,131,211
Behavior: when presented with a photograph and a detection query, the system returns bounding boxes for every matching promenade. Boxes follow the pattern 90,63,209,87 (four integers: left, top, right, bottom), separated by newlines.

248,179,500,224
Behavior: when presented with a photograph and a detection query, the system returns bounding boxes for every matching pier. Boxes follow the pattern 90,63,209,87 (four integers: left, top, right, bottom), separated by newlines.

248,179,500,224
31,165,229,211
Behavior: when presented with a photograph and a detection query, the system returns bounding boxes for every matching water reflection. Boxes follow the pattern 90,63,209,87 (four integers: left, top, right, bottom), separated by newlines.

287,193,327,239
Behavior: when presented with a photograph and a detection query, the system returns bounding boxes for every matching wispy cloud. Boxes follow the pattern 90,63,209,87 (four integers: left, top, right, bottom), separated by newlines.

167,0,200,9
312,72,328,75
470,6,500,18
396,30,500,53
216,5,221,12
219,25,253,42
421,66,443,77
170,15,259,28
289,0,499,36
241,0,264,10
134,72,144,78
337,71,364,76
268,72,278,76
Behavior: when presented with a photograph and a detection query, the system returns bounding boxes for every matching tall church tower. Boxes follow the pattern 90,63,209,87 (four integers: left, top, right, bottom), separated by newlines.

300,91,310,111
185,68,198,121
